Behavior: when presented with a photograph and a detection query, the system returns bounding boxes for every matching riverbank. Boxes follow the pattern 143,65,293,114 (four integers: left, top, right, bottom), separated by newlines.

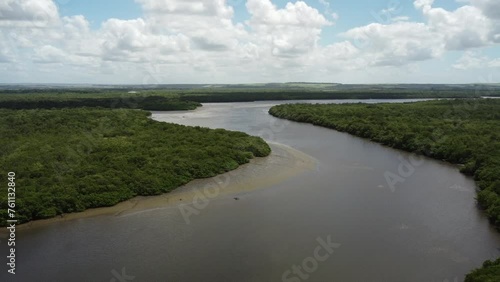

0,108,271,226
269,99,500,280
270,100,500,221
4,100,498,282
5,142,316,231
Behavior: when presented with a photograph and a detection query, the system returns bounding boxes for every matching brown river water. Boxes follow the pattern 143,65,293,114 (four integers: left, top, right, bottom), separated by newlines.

1,100,499,282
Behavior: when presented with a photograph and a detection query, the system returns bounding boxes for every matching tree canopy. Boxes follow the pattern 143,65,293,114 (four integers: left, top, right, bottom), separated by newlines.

0,108,270,225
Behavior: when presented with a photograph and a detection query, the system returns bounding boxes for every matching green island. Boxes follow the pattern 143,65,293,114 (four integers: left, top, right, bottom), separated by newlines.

0,108,270,226
269,99,500,281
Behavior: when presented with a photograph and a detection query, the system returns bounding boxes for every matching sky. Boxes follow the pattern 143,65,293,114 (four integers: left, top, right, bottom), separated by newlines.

0,0,499,84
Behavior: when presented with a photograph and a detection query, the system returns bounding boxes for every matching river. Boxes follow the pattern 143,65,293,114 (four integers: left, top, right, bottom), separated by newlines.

2,100,499,282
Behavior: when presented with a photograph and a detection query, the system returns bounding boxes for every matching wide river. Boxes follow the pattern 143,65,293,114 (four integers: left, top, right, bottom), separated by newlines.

2,100,500,282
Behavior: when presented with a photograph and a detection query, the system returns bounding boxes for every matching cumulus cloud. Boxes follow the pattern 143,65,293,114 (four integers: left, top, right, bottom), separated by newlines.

467,0,500,43
418,3,490,50
247,0,330,27
469,0,500,20
0,0,59,27
342,22,443,66
246,0,332,57
453,51,500,69
413,0,434,11
101,18,191,62
340,0,500,68
136,0,234,17
0,0,499,83
453,51,487,69
136,0,245,53
33,45,67,64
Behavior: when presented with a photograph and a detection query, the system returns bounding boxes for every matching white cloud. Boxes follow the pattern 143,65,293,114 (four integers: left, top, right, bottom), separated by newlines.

136,0,245,53
135,0,234,18
339,0,500,68
489,58,500,68
414,0,434,11
469,0,500,20
0,0,499,83
453,51,500,69
246,0,330,27
392,16,410,22
33,45,67,64
100,18,192,62
419,4,490,50
246,0,332,57
466,0,500,43
0,0,59,27
342,22,444,67
453,51,487,69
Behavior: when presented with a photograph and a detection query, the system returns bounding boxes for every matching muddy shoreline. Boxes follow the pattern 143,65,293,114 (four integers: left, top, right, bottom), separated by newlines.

6,142,316,232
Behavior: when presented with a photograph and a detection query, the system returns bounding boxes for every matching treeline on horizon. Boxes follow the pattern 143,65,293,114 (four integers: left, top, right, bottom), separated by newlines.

0,86,499,111
269,99,500,280
0,95,201,111
0,108,271,226
178,90,485,102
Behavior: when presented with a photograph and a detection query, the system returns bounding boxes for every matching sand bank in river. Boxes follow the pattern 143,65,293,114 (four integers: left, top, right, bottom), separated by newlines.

12,142,317,231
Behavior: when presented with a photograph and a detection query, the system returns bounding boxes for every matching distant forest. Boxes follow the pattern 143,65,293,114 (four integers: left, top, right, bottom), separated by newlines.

0,95,200,111
0,84,499,111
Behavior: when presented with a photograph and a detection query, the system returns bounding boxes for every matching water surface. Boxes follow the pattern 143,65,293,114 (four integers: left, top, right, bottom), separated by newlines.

2,99,499,282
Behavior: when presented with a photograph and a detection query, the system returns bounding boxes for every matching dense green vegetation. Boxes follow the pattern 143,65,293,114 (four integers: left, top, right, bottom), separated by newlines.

0,108,270,226
2,83,499,108
269,99,500,280
465,258,500,281
178,90,479,102
0,96,201,111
